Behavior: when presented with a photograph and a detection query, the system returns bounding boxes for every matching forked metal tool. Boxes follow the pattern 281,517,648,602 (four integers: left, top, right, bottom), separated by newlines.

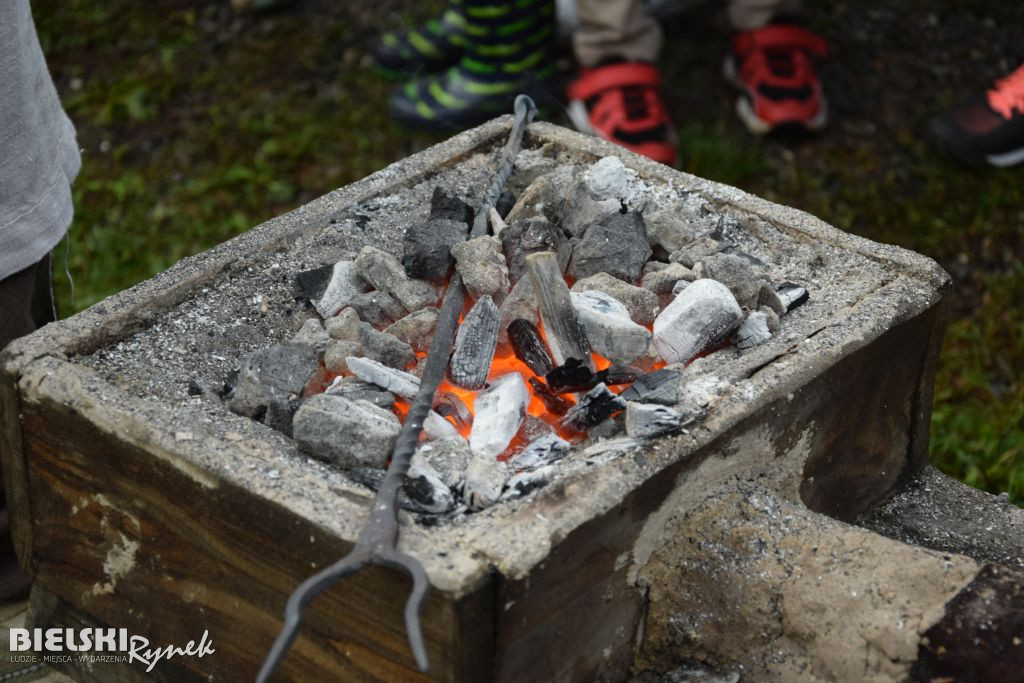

257,95,538,681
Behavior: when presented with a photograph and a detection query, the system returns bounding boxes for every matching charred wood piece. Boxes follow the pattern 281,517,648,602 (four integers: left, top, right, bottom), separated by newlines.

402,218,469,283
624,402,688,438
733,310,773,350
429,186,474,225
528,377,571,416
509,433,570,471
570,290,651,365
652,279,743,364
546,358,597,394
501,216,564,285
507,318,554,376
433,392,473,432
449,295,499,390
526,251,592,368
345,356,420,399
597,365,640,386
619,368,681,405
777,282,809,312
469,373,529,458
296,261,369,319
561,383,626,432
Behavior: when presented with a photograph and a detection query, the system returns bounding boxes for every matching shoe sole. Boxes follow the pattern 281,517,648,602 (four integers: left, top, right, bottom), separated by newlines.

722,57,828,135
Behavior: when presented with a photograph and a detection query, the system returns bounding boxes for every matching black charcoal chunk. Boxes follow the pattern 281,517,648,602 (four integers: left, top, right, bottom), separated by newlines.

567,211,652,284
449,295,500,390
228,344,318,418
597,365,640,386
264,397,301,437
500,215,564,284
546,358,597,394
348,291,405,328
402,218,469,283
295,264,334,302
777,281,809,311
429,186,474,225
619,368,681,406
562,382,626,432
508,318,554,376
528,377,571,416
509,433,570,471
624,402,687,438
495,190,516,219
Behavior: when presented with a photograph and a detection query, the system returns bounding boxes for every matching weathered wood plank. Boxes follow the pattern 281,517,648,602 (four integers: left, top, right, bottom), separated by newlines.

0,369,32,572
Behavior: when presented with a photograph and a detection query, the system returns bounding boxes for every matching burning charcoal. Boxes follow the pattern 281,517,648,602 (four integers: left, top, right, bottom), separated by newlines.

567,211,652,284
264,397,301,437
463,453,510,511
469,373,529,458
501,466,555,500
403,461,456,514
507,318,554,376
500,215,563,284
495,190,516,219
402,218,468,283
776,281,809,311
733,310,773,350
290,318,331,354
323,339,362,374
293,395,400,469
652,279,743,364
509,433,569,471
570,290,651,365
423,410,463,442
325,307,361,340
348,291,406,328
571,272,660,326
528,377,571,415
355,246,439,313
526,251,592,368
697,252,770,309
228,344,318,418
358,323,415,370
517,414,555,444
325,376,395,410
296,261,369,319
448,295,499,390
619,368,681,405
546,358,596,394
346,356,420,399
644,207,699,254
429,186,474,225
624,402,687,438
584,156,632,203
642,262,695,295
433,392,472,432
450,236,510,304
597,364,640,386
561,382,626,433
498,276,538,343
669,236,720,269
384,308,438,353
414,438,471,489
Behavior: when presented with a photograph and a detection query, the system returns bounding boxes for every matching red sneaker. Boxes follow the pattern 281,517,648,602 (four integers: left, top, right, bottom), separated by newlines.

567,61,678,166
724,24,828,134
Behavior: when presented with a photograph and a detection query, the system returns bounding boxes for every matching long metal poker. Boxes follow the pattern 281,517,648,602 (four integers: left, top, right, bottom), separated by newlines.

257,95,538,682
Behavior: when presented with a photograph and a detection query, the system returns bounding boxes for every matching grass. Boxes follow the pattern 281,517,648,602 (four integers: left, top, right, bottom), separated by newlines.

30,0,1022,504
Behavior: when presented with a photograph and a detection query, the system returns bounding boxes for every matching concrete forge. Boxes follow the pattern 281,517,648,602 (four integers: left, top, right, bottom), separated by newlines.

1,118,1022,682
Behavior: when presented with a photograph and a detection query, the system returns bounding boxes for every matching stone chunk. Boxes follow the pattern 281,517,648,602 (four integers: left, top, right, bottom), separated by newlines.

469,373,529,458
292,394,400,469
346,356,420,399
323,339,362,373
402,217,468,283
355,246,439,312
449,295,499,389
624,402,687,438
348,291,406,328
384,308,438,353
290,318,331,354
571,290,651,365
567,211,652,284
428,186,473,225
698,252,770,309
228,344,318,418
296,261,369,318
562,383,626,432
642,262,696,295
509,433,570,471
500,215,564,284
324,376,395,409
450,235,510,304
644,208,698,253
571,272,661,326
670,236,720,268
652,279,743,364
733,310,773,350
325,307,361,340
358,322,415,369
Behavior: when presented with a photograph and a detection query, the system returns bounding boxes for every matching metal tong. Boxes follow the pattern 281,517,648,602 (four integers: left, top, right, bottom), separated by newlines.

256,95,538,682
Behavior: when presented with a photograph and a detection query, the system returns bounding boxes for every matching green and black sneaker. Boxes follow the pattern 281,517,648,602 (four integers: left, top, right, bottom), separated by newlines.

371,2,469,79
388,0,556,132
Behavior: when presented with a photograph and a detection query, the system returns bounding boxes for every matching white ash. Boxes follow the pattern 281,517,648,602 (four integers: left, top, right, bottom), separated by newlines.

501,465,556,501
571,272,660,326
570,290,651,364
463,452,510,511
653,279,743,364
414,438,471,489
584,156,634,204
733,310,773,350
292,394,400,469
469,373,529,458
509,433,570,472
355,245,438,312
345,356,420,399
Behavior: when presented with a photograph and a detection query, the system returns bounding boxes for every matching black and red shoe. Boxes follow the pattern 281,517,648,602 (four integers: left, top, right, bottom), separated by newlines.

930,63,1024,167
567,61,678,166
724,24,828,134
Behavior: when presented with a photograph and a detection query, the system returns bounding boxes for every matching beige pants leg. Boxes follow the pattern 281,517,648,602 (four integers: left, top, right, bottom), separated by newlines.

572,0,802,67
